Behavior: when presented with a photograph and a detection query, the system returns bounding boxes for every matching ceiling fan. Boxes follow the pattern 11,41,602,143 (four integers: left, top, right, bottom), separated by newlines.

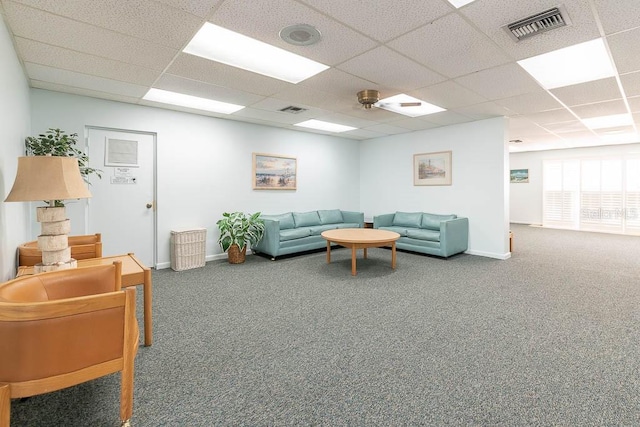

356,90,422,110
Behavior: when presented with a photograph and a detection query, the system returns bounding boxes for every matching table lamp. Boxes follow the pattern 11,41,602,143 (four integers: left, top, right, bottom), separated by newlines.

5,156,92,272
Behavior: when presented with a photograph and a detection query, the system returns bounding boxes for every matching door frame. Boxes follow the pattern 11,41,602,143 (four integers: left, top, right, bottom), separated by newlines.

84,125,158,268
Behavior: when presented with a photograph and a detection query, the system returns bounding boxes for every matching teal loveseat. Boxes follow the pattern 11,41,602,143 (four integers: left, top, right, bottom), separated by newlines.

373,211,468,258
253,210,364,260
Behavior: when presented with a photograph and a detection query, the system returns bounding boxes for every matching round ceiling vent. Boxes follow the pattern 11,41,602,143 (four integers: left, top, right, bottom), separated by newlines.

279,24,322,46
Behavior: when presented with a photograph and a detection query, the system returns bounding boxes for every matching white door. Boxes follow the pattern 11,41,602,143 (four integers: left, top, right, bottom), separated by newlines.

86,127,156,267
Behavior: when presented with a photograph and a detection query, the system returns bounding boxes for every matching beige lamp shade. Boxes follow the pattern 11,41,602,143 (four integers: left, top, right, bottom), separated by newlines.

5,156,92,202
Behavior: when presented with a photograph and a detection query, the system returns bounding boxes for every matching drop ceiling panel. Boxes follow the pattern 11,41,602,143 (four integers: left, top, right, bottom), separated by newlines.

495,90,563,115
154,0,222,18
248,98,326,120
593,0,640,35
231,107,308,125
25,62,149,97
409,82,487,110
364,123,413,136
15,38,160,86
461,0,601,60
2,1,178,70
550,78,622,107
297,0,452,42
628,96,640,113
524,109,577,125
337,46,446,91
9,0,203,49
210,0,377,66
272,85,352,111
541,120,590,134
386,118,442,131
314,113,379,129
388,13,511,78
167,53,292,97
607,28,640,75
455,63,541,100
299,68,390,101
342,128,387,140
30,80,141,105
571,99,628,119
155,74,264,106
421,111,474,126
620,72,640,97
454,102,513,120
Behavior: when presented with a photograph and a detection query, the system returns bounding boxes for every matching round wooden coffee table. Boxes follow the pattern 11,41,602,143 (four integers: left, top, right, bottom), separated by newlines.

321,228,400,276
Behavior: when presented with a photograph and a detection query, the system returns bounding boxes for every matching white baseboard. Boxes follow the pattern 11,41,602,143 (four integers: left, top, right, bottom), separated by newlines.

465,249,511,260
155,251,253,270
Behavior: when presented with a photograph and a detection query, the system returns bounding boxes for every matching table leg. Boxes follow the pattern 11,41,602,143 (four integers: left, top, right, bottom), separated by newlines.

351,245,357,276
143,268,153,346
326,240,331,264
391,242,397,269
364,247,368,259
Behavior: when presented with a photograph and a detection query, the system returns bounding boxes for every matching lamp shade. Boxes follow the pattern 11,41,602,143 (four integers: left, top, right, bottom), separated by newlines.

5,156,92,202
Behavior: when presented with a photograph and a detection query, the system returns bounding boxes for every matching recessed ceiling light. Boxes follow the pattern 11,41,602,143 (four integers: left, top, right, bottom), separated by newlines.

447,0,476,8
183,23,328,84
279,24,322,46
582,113,633,130
294,119,356,133
376,94,445,117
142,88,244,114
517,38,616,89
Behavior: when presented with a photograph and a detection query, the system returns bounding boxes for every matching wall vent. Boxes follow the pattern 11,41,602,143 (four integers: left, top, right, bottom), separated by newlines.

279,106,308,114
503,6,571,42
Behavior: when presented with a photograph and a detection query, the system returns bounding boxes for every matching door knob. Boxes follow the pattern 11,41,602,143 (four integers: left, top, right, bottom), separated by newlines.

146,203,153,209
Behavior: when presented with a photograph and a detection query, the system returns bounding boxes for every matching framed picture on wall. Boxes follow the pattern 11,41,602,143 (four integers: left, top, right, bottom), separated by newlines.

252,153,297,190
510,169,529,183
413,151,452,186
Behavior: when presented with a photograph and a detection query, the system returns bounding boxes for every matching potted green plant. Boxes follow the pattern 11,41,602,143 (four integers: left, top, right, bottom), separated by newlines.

25,128,102,206
216,211,265,264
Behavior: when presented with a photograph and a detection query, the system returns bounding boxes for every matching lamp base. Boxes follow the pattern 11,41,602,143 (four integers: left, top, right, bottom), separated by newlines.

34,258,78,273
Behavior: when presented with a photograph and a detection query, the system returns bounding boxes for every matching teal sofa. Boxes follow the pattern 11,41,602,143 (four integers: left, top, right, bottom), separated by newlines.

253,209,364,260
373,211,468,258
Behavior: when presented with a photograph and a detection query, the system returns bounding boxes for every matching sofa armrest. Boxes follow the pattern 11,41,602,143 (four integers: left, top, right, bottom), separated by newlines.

341,210,364,227
253,219,280,256
373,213,394,228
439,217,469,257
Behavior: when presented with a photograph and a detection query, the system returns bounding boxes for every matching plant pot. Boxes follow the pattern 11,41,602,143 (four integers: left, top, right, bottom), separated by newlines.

227,244,247,264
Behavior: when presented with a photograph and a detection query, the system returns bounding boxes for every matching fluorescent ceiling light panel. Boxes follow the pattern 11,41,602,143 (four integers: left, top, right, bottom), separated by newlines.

447,0,476,8
184,23,329,84
376,94,446,117
143,88,244,114
517,38,616,89
582,113,633,130
294,119,356,133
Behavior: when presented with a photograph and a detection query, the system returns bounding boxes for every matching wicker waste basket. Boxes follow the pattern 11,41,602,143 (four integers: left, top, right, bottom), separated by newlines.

170,228,206,271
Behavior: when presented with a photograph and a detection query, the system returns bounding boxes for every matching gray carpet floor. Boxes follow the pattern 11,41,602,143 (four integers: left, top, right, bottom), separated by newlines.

9,224,640,426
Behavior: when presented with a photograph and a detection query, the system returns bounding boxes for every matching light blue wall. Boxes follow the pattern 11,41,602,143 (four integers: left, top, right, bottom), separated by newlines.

0,13,31,280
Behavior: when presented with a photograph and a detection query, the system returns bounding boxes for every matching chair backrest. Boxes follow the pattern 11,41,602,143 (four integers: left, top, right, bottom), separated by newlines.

17,233,102,267
0,261,137,426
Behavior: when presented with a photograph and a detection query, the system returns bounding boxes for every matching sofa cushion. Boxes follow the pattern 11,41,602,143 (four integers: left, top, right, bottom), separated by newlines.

407,228,440,242
293,211,321,227
379,226,409,237
393,212,422,228
318,209,344,225
335,222,361,229
262,213,295,230
280,228,311,241
421,213,457,230
309,224,338,235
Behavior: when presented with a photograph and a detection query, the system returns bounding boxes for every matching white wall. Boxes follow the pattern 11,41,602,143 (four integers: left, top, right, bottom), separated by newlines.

510,143,640,225
0,13,31,280
30,90,361,267
360,117,510,259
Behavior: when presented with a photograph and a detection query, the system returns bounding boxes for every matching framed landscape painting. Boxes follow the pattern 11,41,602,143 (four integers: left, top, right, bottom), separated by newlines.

510,169,529,183
252,153,297,190
413,151,452,186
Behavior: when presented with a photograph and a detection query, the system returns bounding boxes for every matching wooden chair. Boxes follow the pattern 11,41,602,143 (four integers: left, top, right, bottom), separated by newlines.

18,233,103,267
0,262,138,427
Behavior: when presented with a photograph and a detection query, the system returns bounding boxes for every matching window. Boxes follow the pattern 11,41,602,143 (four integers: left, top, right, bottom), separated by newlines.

543,156,640,235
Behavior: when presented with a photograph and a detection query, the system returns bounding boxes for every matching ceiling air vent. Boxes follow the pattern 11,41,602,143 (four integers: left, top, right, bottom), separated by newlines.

279,106,308,114
503,6,571,42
